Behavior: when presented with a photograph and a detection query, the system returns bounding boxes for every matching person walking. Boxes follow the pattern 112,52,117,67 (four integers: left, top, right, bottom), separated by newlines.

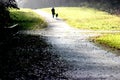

51,7,55,18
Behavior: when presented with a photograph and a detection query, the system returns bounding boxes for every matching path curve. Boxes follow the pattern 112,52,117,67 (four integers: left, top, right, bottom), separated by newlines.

23,10,120,80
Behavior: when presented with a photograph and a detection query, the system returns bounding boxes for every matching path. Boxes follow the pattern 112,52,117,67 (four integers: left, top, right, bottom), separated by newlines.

24,10,120,80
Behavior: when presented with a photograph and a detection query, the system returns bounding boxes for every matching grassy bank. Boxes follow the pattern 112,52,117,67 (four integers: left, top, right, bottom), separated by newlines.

92,34,120,50
10,9,47,30
41,7,120,30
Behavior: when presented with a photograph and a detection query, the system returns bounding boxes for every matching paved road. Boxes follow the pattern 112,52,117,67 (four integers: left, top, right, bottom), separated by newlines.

23,10,120,80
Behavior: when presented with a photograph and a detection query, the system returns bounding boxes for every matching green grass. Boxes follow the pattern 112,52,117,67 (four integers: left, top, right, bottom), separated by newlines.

10,9,47,30
93,34,120,50
41,7,120,30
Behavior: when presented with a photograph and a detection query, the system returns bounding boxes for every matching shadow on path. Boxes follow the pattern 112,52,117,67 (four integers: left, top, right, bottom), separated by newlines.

0,33,69,80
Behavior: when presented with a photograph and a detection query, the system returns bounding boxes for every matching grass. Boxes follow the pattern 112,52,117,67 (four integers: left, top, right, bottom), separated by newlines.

41,7,120,30
92,34,120,50
9,8,47,30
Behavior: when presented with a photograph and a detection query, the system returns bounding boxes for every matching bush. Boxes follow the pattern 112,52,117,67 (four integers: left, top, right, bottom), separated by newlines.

0,3,10,28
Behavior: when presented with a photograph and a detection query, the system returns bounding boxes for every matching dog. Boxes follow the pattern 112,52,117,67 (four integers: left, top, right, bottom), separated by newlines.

56,13,58,18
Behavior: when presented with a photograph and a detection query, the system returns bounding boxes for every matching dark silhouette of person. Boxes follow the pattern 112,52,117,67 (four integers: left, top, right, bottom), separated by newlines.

51,7,55,18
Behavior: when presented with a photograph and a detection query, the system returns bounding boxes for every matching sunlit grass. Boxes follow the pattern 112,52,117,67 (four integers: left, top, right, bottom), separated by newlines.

41,7,120,30
10,8,47,30
93,34,120,50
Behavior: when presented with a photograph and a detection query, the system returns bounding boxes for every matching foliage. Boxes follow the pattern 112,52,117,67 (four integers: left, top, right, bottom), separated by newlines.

42,7,120,30
22,0,120,14
0,2,11,28
0,0,18,28
0,0,18,8
10,9,47,30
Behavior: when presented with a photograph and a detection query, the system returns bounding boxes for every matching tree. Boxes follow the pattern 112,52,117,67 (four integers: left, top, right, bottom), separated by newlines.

0,0,18,8
0,0,18,28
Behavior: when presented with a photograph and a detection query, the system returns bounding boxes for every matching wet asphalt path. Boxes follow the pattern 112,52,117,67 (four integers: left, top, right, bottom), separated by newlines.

23,10,120,80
